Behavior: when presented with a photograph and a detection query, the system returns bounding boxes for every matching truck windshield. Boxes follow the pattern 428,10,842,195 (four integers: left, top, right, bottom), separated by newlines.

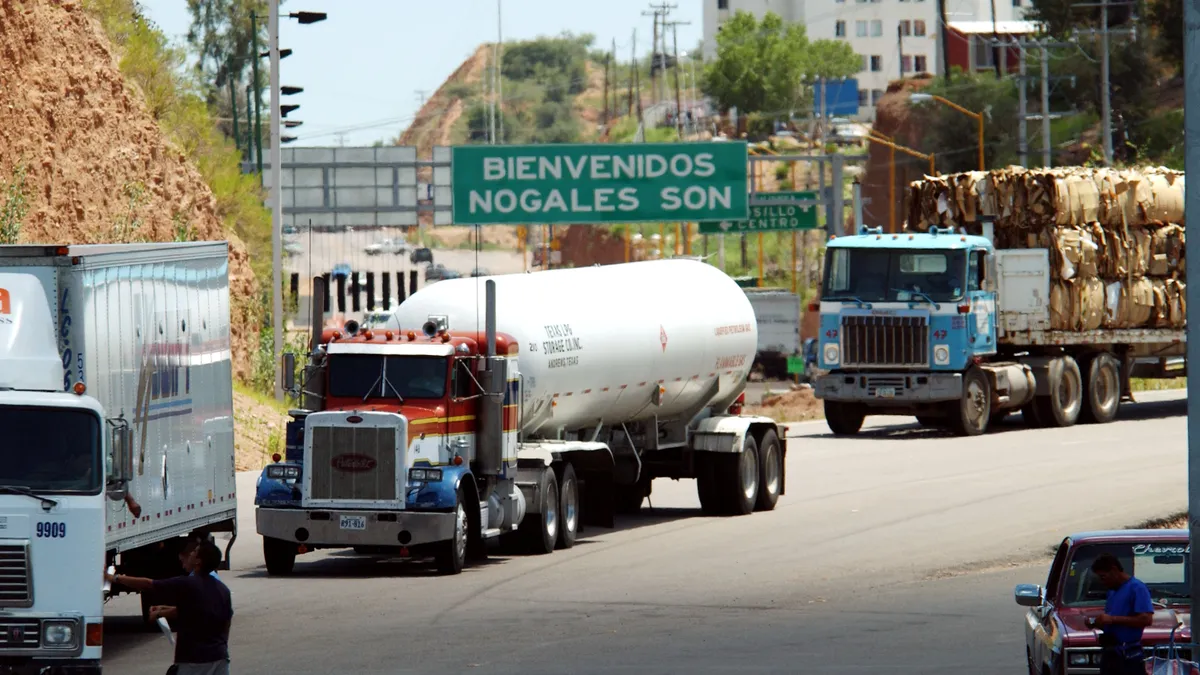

1060,543,1191,607
0,406,102,494
328,355,448,400
822,248,967,303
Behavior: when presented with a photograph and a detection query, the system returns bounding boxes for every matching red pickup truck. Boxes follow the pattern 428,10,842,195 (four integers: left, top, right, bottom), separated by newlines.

1015,529,1192,674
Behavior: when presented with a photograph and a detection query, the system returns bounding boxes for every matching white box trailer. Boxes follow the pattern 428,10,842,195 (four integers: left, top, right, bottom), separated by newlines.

0,243,236,673
743,288,801,378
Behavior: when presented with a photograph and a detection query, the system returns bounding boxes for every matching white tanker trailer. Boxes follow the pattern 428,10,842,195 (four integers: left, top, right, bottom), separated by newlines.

255,260,787,575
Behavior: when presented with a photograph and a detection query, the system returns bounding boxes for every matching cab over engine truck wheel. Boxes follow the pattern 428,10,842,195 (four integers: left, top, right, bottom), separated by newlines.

946,368,991,437
263,537,297,576
436,485,469,575
824,401,865,436
754,429,783,512
555,462,579,550
1080,352,1121,424
518,467,559,555
1032,355,1083,428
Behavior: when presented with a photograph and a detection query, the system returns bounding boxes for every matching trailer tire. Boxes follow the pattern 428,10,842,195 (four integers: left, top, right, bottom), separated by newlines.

1034,355,1083,428
725,434,760,516
436,486,469,575
824,401,865,436
519,467,559,555
263,537,296,576
555,463,579,550
754,430,783,512
1080,352,1121,424
947,368,991,437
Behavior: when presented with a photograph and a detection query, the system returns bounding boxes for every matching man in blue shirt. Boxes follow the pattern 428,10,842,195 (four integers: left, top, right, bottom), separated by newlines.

1088,554,1155,675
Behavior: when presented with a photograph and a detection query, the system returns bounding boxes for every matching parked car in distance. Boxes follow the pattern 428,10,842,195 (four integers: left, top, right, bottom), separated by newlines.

364,238,409,256
1015,529,1192,675
410,247,434,264
424,263,460,282
282,224,298,234
470,267,490,277
332,263,352,279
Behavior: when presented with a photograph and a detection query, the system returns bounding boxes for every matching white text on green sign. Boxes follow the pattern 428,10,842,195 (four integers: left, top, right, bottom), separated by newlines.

451,142,749,225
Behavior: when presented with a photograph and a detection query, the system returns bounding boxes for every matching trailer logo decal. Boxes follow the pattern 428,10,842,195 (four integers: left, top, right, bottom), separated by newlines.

0,287,9,325
331,454,377,473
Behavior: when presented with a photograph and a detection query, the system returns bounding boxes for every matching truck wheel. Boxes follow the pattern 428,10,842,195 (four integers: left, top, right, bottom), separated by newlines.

947,368,991,436
754,430,783,512
519,467,559,555
1033,355,1083,427
436,486,469,575
555,463,579,550
263,537,296,576
725,434,760,516
1080,353,1121,424
824,401,865,436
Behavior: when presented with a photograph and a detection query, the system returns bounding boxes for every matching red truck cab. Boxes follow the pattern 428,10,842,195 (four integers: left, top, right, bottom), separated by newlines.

1015,529,1192,674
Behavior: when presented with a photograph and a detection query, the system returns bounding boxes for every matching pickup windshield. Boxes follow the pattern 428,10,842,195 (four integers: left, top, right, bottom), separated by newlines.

822,248,967,303
0,406,102,494
1061,542,1191,607
328,355,448,400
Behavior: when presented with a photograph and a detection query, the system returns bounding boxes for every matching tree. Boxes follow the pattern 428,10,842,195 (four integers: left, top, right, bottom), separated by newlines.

1146,0,1183,74
186,0,269,102
701,11,861,115
911,70,1021,173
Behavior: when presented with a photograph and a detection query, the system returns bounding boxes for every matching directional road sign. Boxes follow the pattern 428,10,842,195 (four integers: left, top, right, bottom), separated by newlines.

451,142,749,225
697,191,820,234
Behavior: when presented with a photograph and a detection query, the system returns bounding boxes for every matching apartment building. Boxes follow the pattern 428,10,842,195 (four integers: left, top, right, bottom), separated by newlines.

702,0,1030,120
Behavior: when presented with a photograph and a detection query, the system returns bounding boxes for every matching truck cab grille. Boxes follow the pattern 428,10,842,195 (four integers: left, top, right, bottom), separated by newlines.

308,426,398,502
841,315,929,368
0,544,32,608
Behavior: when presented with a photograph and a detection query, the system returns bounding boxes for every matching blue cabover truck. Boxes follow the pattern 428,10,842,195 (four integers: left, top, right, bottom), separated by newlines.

812,224,1186,436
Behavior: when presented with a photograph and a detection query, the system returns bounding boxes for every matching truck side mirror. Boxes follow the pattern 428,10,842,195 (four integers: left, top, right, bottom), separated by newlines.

106,422,133,499
282,353,296,392
1014,583,1043,607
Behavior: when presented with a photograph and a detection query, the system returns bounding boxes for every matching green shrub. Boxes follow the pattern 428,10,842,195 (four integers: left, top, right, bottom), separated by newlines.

0,164,29,245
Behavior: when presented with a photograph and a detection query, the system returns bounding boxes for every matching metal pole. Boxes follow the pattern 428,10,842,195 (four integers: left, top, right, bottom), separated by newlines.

497,0,504,143
1018,38,1028,167
1184,0,1200,655
853,180,863,232
898,24,904,80
1100,0,1113,165
888,144,896,233
978,114,986,170
718,234,726,271
229,73,240,154
832,154,845,235
251,12,263,174
1040,42,1052,167
269,0,283,400
245,84,253,166
757,232,764,287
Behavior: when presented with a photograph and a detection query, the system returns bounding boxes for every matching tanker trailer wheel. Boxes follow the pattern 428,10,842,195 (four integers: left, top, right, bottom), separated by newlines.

435,485,469,575
754,430,783,512
555,463,579,550
518,467,559,555
263,537,297,576
824,401,865,436
1080,353,1121,424
723,434,761,516
1032,355,1083,428
946,368,991,437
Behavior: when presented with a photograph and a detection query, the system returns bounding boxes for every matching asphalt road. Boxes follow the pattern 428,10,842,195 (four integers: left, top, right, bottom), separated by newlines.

102,390,1187,674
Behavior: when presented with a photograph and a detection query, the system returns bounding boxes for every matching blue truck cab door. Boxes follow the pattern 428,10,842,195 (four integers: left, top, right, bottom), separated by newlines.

965,248,998,356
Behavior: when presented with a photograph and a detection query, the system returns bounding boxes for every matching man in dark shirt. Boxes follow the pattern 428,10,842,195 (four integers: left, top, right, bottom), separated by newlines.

108,539,234,674
1087,554,1155,675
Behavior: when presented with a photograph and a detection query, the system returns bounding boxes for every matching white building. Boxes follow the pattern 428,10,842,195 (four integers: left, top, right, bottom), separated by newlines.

701,0,1030,120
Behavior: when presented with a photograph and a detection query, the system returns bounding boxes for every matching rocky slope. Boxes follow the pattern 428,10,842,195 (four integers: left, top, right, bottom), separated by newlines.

0,0,258,378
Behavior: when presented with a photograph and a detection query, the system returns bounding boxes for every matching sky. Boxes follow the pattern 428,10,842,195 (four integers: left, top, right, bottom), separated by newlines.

138,0,704,147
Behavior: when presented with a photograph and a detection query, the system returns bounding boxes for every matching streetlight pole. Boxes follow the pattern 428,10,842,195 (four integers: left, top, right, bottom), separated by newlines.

251,12,263,173
269,0,284,401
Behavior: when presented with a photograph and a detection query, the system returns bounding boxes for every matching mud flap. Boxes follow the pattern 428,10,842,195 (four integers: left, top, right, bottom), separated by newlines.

579,470,615,529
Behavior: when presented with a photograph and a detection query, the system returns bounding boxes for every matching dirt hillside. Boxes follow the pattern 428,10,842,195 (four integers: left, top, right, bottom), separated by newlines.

0,0,258,378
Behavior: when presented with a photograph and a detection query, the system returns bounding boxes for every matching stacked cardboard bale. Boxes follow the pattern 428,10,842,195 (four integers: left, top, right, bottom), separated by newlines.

904,166,1186,331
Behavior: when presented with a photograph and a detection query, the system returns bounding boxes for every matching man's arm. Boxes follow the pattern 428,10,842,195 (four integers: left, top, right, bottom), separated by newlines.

106,573,154,593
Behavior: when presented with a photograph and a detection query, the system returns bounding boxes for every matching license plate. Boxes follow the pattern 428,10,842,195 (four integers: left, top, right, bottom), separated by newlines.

875,387,896,398
339,515,367,531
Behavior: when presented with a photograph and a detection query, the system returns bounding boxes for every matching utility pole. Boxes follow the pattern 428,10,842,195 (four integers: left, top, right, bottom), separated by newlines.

629,30,636,116
1071,0,1137,166
603,51,610,125
667,20,690,137
634,30,644,125
496,0,504,143
250,11,264,173
937,0,950,83
1017,38,1028,167
415,90,428,108
897,25,904,80
643,8,659,105
268,0,283,400
1040,41,1051,167
228,72,241,155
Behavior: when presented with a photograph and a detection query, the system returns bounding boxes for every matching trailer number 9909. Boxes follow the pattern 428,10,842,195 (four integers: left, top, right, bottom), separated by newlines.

36,522,66,539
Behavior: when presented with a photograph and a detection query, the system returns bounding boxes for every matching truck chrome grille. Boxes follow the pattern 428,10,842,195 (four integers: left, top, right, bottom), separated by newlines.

309,426,397,502
0,618,39,649
0,544,32,608
841,315,929,368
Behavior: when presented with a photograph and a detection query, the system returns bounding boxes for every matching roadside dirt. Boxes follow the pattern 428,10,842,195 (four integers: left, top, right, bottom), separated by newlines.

232,390,289,472
747,386,824,422
0,0,259,379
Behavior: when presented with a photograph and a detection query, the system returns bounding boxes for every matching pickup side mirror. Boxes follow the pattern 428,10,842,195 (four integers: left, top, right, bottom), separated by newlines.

282,353,297,392
1014,583,1044,607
